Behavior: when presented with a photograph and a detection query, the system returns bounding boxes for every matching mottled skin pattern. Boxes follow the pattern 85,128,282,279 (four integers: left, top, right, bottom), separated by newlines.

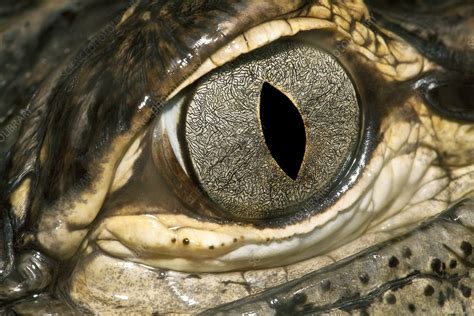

203,201,474,315
0,0,473,314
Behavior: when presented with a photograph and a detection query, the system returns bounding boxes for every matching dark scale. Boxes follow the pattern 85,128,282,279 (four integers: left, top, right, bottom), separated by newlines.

360,308,370,316
446,287,455,300
424,285,435,296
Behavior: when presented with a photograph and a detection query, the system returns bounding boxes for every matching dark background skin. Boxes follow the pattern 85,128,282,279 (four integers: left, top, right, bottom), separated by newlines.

0,0,473,313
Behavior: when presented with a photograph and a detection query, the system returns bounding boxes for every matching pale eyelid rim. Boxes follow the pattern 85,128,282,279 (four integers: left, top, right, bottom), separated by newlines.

165,16,342,101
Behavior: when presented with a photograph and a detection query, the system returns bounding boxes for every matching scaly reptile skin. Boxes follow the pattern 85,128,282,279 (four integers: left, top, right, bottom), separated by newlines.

0,0,473,314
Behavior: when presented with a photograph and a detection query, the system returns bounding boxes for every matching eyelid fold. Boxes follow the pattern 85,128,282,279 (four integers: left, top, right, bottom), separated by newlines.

168,16,337,100
167,1,433,101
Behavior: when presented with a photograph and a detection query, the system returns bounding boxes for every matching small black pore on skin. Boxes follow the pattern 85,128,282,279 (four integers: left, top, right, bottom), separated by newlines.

460,241,472,257
388,256,399,268
183,238,190,245
408,303,416,313
320,280,331,292
292,292,307,305
424,285,435,296
431,258,442,274
359,272,370,284
269,292,315,315
386,293,396,305
449,259,457,269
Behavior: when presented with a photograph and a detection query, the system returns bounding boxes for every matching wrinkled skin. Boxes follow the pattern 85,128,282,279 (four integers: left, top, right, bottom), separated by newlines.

0,0,473,314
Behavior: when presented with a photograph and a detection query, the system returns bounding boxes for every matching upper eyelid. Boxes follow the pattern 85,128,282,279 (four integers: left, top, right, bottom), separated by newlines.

167,13,342,100
180,13,371,89
166,5,429,102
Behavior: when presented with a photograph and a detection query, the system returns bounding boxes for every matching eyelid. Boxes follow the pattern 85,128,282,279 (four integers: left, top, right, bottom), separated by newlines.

167,14,340,100
167,6,432,103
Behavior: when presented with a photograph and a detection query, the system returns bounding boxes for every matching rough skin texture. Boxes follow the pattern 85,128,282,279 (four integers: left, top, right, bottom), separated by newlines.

0,0,473,314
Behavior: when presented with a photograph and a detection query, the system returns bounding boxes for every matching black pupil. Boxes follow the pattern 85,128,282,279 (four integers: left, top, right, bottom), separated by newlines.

259,82,306,180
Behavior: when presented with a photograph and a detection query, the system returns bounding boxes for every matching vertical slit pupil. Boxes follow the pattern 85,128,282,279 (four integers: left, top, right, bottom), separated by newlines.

259,82,306,180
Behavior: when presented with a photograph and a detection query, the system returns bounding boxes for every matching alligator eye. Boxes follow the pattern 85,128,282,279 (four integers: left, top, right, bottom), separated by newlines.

161,41,361,221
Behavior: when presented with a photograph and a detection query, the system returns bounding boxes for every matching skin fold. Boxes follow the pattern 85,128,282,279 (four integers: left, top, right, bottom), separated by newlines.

0,0,473,314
